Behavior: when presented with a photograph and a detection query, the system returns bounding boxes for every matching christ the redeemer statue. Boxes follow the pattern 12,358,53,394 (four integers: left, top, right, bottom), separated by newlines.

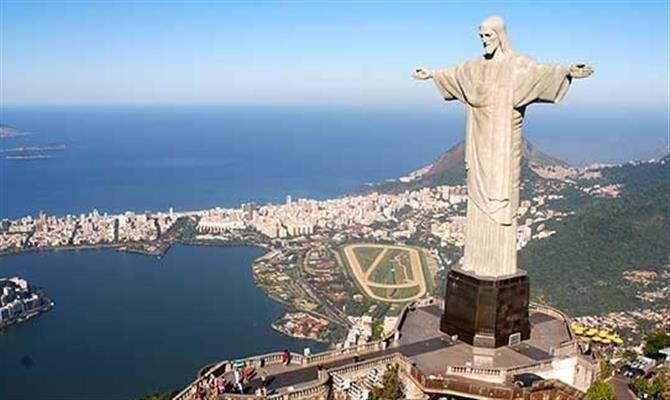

413,16,593,278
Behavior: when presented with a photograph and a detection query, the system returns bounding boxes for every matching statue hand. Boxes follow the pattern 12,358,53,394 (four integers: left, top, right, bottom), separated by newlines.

412,67,433,80
569,63,594,79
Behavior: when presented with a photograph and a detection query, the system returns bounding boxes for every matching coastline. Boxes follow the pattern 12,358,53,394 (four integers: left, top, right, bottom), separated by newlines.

0,238,271,260
0,283,55,331
0,243,123,257
0,181,461,347
0,237,272,259
0,238,324,342
0,242,326,400
270,322,330,343
0,301,54,330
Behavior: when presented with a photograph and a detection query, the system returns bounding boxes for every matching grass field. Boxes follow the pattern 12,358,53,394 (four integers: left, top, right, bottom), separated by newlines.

371,287,388,298
391,285,421,300
342,243,427,303
369,249,412,285
418,248,435,294
352,246,384,273
370,285,421,300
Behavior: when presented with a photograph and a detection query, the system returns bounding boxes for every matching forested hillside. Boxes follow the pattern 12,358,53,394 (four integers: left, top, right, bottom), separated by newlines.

520,160,670,316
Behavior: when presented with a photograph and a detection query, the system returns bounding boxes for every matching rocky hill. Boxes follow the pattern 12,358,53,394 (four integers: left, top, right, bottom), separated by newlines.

373,137,568,193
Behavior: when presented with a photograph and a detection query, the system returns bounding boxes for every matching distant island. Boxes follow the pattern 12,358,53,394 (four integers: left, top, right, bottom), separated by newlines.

0,276,54,329
0,143,68,153
0,123,69,160
2,143,68,161
0,123,29,138
5,154,53,161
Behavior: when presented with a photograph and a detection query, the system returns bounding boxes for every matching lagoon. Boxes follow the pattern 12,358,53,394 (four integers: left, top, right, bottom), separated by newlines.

0,244,325,400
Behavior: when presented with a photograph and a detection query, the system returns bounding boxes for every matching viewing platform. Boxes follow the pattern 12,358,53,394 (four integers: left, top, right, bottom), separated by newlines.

173,300,598,400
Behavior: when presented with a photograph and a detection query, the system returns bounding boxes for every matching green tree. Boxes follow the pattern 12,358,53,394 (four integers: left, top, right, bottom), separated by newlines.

622,349,638,363
586,379,615,400
634,375,669,400
645,331,670,358
369,363,404,400
595,350,613,376
635,377,652,397
371,320,384,340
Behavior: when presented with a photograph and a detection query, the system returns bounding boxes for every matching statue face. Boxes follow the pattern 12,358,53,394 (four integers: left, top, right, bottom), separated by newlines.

478,28,500,56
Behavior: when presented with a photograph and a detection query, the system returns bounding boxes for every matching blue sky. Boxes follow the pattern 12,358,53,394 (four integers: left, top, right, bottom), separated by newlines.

1,1,669,111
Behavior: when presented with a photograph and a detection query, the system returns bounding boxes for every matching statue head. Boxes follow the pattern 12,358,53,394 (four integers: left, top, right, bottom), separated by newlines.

478,16,512,57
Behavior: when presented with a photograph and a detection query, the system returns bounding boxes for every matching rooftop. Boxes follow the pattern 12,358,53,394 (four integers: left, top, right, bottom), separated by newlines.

397,304,572,375
205,303,574,396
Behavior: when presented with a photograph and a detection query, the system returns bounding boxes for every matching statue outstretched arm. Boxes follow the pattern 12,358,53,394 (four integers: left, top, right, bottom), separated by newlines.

412,67,434,80
413,65,467,104
568,63,594,79
515,60,593,107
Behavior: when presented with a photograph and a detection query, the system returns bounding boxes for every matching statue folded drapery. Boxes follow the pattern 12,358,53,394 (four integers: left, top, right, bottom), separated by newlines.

414,16,592,277
434,54,571,276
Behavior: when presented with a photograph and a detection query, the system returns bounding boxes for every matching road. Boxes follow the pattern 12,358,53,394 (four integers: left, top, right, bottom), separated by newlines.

607,374,637,400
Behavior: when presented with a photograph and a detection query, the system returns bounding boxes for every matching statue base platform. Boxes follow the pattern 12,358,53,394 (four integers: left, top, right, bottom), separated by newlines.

440,267,530,348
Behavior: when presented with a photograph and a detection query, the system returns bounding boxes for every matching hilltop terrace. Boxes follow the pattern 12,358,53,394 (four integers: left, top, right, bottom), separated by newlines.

172,300,598,400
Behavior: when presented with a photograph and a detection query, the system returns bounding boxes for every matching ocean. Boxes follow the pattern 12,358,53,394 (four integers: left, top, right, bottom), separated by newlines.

0,106,462,219
1,106,665,222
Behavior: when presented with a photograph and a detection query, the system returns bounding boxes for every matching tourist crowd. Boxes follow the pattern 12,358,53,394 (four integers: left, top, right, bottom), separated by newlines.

189,350,291,399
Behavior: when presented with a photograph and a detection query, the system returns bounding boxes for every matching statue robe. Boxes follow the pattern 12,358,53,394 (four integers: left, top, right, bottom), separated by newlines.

432,54,571,277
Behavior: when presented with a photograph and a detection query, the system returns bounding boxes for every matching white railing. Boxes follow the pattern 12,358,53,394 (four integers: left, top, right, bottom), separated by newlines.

173,297,478,400
172,299,435,400
328,353,398,377
448,366,502,376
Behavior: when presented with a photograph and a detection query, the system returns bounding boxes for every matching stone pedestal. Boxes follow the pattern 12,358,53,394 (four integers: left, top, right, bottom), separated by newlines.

440,267,530,348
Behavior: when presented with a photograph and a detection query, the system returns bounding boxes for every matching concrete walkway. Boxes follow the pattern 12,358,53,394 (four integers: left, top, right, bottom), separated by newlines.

224,335,453,395
606,374,637,400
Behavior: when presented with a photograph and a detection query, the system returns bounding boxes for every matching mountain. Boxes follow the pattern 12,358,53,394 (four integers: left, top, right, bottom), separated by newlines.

373,137,568,193
521,139,570,168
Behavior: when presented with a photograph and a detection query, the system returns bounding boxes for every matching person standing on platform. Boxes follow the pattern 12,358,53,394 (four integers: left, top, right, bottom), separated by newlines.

234,368,244,394
216,376,225,394
260,369,268,388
